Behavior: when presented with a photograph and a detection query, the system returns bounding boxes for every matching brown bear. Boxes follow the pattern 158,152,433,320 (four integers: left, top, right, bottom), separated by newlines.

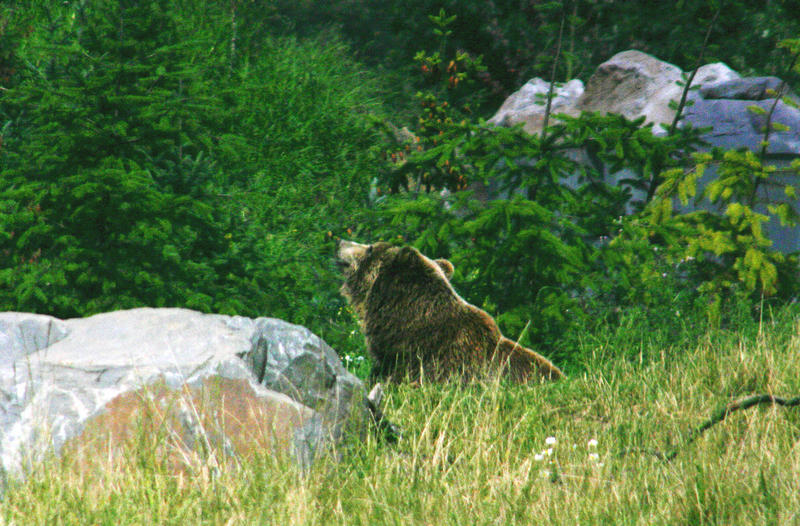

337,240,564,383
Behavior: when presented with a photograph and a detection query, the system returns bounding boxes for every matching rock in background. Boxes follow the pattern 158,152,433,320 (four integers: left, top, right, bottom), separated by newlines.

0,308,369,479
488,50,742,135
488,49,800,252
489,78,585,132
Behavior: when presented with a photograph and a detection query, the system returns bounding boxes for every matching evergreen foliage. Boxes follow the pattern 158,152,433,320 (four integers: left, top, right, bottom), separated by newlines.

1,1,238,315
0,1,383,355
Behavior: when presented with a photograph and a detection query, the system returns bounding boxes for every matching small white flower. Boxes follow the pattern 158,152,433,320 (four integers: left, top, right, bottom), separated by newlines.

545,436,557,446
540,470,551,478
534,453,544,462
587,438,598,448
546,448,554,457
588,452,600,462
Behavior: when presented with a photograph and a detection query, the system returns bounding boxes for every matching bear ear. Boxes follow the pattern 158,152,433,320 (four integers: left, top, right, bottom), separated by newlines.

435,258,454,279
396,245,416,261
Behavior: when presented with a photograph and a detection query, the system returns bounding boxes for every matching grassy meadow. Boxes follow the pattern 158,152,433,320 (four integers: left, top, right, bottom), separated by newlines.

2,310,799,525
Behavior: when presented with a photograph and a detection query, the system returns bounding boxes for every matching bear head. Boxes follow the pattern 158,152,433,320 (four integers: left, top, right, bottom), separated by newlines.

337,240,454,317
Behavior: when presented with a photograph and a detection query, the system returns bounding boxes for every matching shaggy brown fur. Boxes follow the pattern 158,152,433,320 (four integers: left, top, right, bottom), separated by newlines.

337,240,564,383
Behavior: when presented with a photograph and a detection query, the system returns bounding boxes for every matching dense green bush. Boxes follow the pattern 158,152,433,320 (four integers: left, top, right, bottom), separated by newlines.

0,0,382,357
366,22,800,369
1,1,242,314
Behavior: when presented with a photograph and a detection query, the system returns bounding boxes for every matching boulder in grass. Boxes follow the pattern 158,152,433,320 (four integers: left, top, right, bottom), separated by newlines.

0,308,370,478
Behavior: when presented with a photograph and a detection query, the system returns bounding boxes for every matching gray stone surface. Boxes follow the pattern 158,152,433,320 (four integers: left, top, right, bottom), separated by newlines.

684,98,800,154
0,313,69,365
692,62,743,87
576,50,686,132
487,78,585,132
682,96,800,252
0,308,368,476
700,76,786,101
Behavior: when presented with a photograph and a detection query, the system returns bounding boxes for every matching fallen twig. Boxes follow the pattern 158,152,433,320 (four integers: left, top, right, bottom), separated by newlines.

620,393,800,461
666,393,800,461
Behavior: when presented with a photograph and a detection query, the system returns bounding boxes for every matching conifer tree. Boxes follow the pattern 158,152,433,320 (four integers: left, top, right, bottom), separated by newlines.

0,0,253,316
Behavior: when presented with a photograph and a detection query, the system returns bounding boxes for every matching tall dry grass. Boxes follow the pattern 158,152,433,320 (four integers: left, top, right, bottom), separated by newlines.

3,314,799,525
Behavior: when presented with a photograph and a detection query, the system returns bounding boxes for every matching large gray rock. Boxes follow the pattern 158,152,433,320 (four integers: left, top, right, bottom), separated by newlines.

488,49,800,251
0,308,368,477
491,50,740,135
576,50,687,132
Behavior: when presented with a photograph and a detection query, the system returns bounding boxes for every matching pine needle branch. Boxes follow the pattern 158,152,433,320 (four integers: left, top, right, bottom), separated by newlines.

750,46,800,207
644,3,722,204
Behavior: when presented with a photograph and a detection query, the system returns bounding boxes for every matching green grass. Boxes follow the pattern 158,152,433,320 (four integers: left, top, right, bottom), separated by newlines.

3,312,800,525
